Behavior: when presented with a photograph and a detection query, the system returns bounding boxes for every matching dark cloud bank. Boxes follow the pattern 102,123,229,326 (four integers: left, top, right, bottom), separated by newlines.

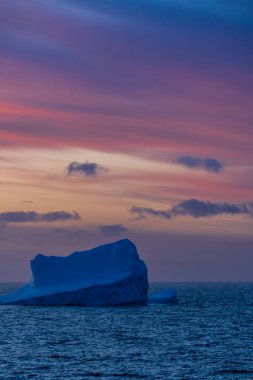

131,199,253,219
177,156,223,173
67,161,108,177
0,211,80,223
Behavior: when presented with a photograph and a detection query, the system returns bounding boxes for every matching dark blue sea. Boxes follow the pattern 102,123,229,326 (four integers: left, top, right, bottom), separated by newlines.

0,283,252,380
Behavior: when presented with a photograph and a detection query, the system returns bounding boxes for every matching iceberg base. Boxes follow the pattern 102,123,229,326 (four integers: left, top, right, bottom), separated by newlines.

1,271,148,306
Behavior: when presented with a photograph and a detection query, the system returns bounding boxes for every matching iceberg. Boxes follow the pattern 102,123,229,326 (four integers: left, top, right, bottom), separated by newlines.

148,288,177,304
0,239,177,306
0,239,149,306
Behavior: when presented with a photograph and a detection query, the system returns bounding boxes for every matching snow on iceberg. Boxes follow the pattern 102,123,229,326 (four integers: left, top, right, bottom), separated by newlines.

0,239,149,306
148,288,177,304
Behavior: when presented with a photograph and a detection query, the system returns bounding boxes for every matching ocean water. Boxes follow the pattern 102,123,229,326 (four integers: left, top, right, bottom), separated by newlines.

0,283,252,380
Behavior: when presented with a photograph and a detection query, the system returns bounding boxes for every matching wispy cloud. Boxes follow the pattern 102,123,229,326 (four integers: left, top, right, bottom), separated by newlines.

171,199,251,217
130,207,172,220
0,0,252,163
0,211,81,223
20,200,33,205
99,224,128,235
177,156,224,173
67,161,108,177
130,199,253,219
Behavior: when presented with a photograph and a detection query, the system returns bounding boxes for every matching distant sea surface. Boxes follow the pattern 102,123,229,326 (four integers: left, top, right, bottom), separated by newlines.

0,283,252,380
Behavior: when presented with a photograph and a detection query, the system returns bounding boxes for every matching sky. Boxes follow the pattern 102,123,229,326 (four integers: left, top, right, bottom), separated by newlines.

0,0,253,282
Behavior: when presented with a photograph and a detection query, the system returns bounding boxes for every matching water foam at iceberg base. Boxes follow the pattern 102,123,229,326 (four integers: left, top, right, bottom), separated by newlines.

0,239,177,306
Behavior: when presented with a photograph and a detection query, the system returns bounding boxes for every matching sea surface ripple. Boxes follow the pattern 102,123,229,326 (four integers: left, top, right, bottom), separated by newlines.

0,283,252,380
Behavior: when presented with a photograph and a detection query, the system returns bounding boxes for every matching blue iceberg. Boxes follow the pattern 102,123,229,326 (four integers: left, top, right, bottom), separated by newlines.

0,239,177,306
148,288,177,304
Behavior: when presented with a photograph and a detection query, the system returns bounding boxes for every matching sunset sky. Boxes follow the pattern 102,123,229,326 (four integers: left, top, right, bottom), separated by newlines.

1,0,253,282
